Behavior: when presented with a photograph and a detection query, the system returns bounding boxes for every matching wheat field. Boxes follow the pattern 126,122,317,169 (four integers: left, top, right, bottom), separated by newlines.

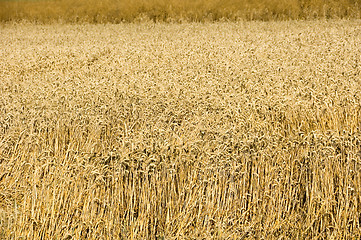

1,20,361,239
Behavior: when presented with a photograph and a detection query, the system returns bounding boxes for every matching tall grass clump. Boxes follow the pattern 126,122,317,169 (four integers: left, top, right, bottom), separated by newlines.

0,0,360,22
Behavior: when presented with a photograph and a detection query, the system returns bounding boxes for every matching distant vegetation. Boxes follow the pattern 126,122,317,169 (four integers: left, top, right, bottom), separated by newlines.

0,0,360,22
